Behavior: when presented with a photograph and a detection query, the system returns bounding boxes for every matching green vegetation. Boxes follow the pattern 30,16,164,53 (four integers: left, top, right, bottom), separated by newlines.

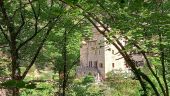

0,0,170,96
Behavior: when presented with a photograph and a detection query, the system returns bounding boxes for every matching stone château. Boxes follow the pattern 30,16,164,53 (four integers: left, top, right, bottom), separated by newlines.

76,26,133,81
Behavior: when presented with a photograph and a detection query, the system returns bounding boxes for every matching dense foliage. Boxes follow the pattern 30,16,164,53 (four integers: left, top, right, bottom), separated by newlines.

0,0,170,96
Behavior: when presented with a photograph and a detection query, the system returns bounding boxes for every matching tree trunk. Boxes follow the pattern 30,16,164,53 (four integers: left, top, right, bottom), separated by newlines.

62,30,67,96
57,30,68,96
57,71,64,96
159,33,169,96
12,88,19,96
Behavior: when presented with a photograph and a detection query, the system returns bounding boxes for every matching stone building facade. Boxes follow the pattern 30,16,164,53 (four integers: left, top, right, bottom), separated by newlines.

76,26,131,81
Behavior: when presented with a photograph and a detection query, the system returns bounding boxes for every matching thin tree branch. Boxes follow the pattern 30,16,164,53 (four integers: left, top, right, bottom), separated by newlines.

134,43,165,95
28,0,38,19
21,11,62,79
139,71,160,96
159,1,169,95
66,56,80,79
12,0,37,18
159,33,168,96
62,29,67,96
66,17,85,34
16,21,51,52
16,3,63,52
16,0,25,37
21,22,53,79
96,0,115,22
16,0,41,52
0,0,15,38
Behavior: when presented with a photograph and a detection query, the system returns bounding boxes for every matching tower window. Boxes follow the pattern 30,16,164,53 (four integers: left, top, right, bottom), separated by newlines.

94,61,98,68
112,63,115,68
112,50,114,54
100,63,103,68
89,61,92,67
95,49,97,55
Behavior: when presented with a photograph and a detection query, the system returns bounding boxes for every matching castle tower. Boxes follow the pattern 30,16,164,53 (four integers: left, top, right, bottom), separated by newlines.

77,26,130,80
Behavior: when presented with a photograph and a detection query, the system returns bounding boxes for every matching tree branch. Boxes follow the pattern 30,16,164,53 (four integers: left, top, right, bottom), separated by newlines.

21,22,53,79
16,21,51,52
28,0,39,19
16,0,25,37
139,71,160,96
16,0,41,52
134,43,165,95
66,17,85,34
12,0,37,18
0,0,15,38
20,11,62,79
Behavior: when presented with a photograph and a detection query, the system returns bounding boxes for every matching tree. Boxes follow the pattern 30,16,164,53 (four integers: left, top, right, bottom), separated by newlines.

0,0,64,95
38,6,89,95
52,19,90,96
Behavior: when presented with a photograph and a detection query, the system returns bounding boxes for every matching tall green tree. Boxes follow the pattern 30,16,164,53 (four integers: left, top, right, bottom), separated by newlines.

0,0,65,95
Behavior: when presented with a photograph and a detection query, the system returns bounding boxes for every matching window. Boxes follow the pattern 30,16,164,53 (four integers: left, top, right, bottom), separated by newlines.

112,63,115,68
89,61,92,67
100,63,103,68
89,61,90,67
94,61,98,68
107,48,111,51
112,50,114,54
95,49,97,55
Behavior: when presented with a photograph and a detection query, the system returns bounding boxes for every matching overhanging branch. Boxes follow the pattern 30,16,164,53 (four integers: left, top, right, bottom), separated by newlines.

21,23,53,79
